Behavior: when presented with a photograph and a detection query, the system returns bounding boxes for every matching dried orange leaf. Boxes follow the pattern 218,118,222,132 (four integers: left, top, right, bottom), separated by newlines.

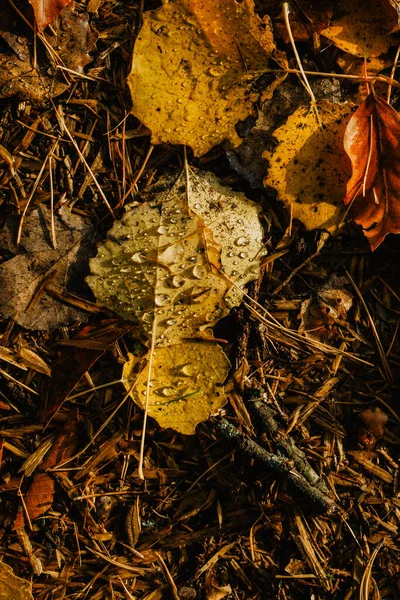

264,101,353,233
343,94,400,250
123,342,230,434
127,0,286,156
13,420,78,528
28,0,74,31
0,561,33,600
321,0,399,58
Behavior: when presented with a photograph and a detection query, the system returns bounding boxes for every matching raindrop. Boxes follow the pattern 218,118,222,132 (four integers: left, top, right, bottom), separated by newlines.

180,363,197,376
239,252,247,259
192,265,205,279
142,311,154,323
131,252,147,263
172,275,186,288
155,293,170,307
157,225,168,234
235,236,250,247
159,243,184,265
208,66,224,77
194,203,201,210
155,386,177,397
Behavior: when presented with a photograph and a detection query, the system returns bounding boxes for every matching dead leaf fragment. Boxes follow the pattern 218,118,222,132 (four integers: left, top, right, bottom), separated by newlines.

299,279,353,342
28,0,74,30
0,5,94,102
123,342,230,435
0,206,97,330
46,319,133,417
264,101,353,233
127,0,286,156
343,93,400,250
321,0,399,58
0,561,33,600
205,572,232,600
88,171,263,345
13,419,78,528
359,407,388,438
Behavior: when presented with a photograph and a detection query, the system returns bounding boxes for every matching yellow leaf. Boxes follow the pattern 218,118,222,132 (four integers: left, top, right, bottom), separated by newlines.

0,561,33,600
321,0,399,58
187,170,264,307
263,102,353,233
122,342,230,434
87,171,263,346
127,0,286,156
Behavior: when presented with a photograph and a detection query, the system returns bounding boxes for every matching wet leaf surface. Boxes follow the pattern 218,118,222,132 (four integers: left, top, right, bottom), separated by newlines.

88,171,263,345
127,0,286,156
0,4,95,102
122,341,230,434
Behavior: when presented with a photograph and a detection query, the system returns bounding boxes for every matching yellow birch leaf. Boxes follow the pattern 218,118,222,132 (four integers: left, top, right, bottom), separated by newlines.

321,0,399,58
122,342,230,434
127,0,286,156
263,102,353,233
87,171,263,346
187,170,264,307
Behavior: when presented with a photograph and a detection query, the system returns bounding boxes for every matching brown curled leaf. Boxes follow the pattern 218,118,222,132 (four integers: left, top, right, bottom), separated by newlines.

343,93,400,250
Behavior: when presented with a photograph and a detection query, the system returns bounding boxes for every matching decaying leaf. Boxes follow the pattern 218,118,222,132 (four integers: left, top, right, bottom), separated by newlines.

122,342,230,435
13,419,78,528
28,0,74,30
359,407,388,439
0,561,33,600
0,206,97,330
299,279,353,342
88,171,264,346
127,0,286,156
206,572,232,600
343,93,400,250
46,320,133,417
0,5,95,102
320,0,399,58
264,101,353,233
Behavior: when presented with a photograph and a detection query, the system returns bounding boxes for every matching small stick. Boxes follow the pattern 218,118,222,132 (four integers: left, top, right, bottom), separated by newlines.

247,394,329,494
216,418,335,513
